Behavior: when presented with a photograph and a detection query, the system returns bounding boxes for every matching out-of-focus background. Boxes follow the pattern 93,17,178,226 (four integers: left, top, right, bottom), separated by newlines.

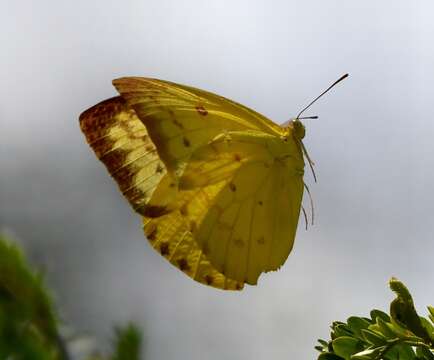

2,1,434,359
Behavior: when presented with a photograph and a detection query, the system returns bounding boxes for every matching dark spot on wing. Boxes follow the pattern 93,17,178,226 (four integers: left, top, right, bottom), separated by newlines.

143,205,170,218
229,182,236,192
183,137,191,147
204,274,214,285
195,105,208,116
180,203,188,216
156,163,164,173
160,242,170,256
173,118,184,128
202,242,209,255
144,223,157,241
177,258,190,271
257,236,265,245
189,220,197,233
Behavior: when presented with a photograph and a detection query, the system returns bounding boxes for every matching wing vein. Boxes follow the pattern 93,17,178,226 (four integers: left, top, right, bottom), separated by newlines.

221,202,242,275
265,164,282,270
244,167,274,282
99,140,153,159
110,149,161,175
168,230,189,261
121,159,163,192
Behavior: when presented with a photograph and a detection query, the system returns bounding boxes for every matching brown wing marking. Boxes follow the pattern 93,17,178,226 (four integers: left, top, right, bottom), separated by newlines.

79,96,166,215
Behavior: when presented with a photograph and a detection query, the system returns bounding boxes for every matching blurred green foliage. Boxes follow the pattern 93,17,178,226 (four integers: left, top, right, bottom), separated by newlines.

316,279,434,360
0,233,142,360
111,324,142,360
0,234,59,359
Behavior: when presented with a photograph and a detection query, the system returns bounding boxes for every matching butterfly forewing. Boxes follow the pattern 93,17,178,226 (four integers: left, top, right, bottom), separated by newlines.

112,77,284,174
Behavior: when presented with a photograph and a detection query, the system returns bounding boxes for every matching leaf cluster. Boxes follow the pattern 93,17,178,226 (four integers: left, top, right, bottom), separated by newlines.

316,279,434,360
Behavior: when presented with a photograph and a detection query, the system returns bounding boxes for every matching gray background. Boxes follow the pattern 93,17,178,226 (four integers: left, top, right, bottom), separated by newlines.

1,1,434,359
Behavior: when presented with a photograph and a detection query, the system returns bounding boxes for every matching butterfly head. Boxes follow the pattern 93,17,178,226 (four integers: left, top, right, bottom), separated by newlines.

291,119,306,140
288,118,317,183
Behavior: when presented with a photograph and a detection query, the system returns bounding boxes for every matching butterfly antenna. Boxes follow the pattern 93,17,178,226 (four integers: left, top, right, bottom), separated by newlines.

298,116,319,120
304,182,314,226
301,206,308,231
296,73,349,120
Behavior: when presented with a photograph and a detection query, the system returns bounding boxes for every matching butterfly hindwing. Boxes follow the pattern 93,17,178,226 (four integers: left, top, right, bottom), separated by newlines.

178,131,304,284
143,186,244,290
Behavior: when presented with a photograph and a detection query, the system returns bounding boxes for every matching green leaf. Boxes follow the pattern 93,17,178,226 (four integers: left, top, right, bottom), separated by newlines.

415,346,434,360
360,329,387,346
351,346,386,360
376,316,417,340
420,317,434,343
316,339,330,352
318,352,345,360
370,309,390,323
333,324,354,338
398,344,417,360
389,278,413,301
347,317,372,339
332,321,348,332
332,337,363,360
376,317,399,338
389,278,432,343
318,339,329,347
384,344,416,360
428,306,434,320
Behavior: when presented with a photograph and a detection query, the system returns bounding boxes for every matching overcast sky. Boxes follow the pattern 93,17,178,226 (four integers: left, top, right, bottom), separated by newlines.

2,1,434,359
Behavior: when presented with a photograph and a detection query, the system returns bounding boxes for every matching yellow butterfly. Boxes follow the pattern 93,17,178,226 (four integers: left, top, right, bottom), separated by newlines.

79,75,347,290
